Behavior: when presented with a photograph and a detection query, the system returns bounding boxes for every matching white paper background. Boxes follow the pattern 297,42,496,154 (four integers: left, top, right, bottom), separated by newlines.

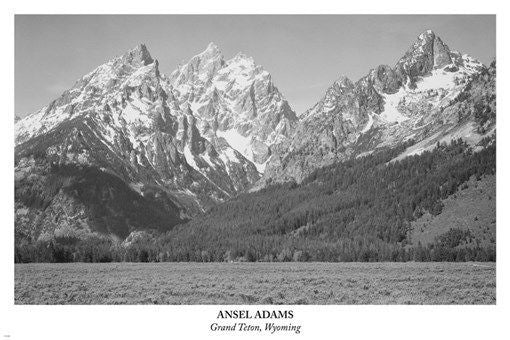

1,1,508,339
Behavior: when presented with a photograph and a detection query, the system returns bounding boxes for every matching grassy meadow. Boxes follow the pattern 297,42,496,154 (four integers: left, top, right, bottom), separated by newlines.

15,262,495,305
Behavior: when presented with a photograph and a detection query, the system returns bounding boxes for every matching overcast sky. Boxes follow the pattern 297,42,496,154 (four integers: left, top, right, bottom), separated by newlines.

15,15,495,116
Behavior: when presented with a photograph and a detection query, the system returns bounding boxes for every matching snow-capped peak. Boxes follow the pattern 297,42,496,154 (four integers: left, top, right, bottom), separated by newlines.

15,43,162,146
168,43,296,172
15,42,274,215
170,43,225,87
418,29,435,41
231,52,255,64
262,29,494,185
393,30,459,88
198,42,222,60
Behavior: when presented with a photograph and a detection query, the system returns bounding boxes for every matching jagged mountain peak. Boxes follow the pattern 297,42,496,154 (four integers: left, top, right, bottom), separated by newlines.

170,43,225,86
14,42,164,146
333,76,354,90
14,30,495,243
172,44,273,88
219,53,272,89
120,43,155,67
262,29,495,186
206,41,219,49
199,42,223,60
76,43,160,93
395,30,454,83
231,52,255,63
167,43,297,173
413,29,446,49
16,38,298,219
417,29,436,41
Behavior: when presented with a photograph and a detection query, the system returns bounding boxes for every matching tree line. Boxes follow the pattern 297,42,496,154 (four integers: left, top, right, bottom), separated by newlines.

15,137,496,263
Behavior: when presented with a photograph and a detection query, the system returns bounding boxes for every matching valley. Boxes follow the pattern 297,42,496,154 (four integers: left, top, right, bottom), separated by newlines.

14,262,496,304
14,29,496,263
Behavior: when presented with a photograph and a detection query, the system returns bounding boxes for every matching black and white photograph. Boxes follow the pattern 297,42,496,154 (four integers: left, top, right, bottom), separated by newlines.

13,14,497,304
2,4,509,340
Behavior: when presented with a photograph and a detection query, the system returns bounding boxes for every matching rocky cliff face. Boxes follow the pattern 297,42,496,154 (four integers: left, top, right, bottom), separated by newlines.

169,43,297,172
15,43,296,239
261,30,496,185
14,30,496,240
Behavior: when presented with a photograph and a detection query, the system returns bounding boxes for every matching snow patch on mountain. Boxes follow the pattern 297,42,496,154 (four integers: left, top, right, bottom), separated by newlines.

16,43,282,215
361,113,375,133
379,88,409,124
183,145,199,170
168,43,297,173
216,129,253,162
261,30,495,185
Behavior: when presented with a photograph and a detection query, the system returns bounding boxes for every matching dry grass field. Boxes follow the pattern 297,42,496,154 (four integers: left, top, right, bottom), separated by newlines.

15,262,495,304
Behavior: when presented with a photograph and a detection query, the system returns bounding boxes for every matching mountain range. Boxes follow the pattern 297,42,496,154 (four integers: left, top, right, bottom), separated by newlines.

15,30,496,247
262,30,495,184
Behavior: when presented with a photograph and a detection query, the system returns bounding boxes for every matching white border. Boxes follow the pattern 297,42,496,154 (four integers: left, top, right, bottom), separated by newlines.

2,1,509,339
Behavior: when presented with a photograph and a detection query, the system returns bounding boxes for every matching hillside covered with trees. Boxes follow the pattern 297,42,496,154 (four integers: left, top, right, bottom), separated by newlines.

15,137,496,263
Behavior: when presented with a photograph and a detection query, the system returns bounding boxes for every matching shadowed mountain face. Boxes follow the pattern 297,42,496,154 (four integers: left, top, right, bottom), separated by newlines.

15,158,184,240
15,30,495,242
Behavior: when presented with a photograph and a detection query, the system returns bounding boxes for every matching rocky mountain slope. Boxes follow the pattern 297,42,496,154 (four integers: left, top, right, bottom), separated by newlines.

15,43,296,240
15,30,496,243
409,174,495,248
140,138,495,262
261,30,496,184
169,43,297,172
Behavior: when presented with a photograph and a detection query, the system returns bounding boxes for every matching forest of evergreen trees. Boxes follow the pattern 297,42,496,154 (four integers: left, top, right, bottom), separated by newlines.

15,138,496,263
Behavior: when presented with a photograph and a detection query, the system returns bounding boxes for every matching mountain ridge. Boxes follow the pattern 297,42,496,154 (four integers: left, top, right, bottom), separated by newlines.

15,41,297,242
15,30,496,245
260,30,495,185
